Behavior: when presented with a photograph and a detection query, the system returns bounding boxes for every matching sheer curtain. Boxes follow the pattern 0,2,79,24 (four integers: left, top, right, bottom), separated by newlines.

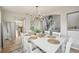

10,22,16,40
3,21,16,41
0,23,1,48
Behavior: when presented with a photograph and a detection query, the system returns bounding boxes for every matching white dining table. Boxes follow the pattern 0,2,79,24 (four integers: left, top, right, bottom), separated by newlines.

30,37,65,53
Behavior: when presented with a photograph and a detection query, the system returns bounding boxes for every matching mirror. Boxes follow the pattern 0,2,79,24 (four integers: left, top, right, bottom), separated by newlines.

67,11,79,31
67,11,79,48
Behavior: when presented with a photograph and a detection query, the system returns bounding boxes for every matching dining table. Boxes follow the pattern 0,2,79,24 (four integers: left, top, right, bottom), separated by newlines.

30,36,65,53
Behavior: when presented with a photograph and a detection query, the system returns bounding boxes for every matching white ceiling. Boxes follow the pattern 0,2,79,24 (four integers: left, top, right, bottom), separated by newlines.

2,6,79,15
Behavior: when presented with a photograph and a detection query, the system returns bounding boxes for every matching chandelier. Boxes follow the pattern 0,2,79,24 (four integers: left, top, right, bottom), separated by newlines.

34,6,42,20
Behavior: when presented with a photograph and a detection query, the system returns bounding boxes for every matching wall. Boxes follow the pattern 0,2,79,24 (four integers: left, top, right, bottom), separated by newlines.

60,13,68,36
2,11,26,22
23,15,31,33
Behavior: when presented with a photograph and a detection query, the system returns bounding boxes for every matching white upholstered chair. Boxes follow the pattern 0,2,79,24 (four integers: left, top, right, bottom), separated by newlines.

65,37,73,53
52,32,61,38
21,35,42,53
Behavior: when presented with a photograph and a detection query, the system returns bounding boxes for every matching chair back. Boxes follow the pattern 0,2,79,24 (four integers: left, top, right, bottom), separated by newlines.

22,38,32,53
65,37,73,53
52,32,61,37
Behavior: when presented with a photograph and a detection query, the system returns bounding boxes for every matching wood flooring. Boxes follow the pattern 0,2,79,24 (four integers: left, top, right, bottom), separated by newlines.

0,38,22,53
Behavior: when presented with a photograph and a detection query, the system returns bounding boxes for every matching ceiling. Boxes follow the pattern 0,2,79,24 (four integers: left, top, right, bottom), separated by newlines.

1,6,79,15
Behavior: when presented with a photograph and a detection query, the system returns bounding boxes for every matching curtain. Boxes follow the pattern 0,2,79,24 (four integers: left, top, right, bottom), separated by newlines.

3,21,16,40
0,23,1,48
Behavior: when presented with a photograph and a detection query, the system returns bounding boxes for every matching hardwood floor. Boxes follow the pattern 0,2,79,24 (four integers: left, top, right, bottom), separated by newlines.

0,48,1,52
70,48,79,53
1,38,22,53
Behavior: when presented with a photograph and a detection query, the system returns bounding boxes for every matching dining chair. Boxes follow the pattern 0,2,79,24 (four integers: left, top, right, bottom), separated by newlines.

21,36,43,53
52,32,61,38
44,31,50,36
65,37,73,53
21,37,29,52
22,41,43,53
68,31,79,53
70,40,79,53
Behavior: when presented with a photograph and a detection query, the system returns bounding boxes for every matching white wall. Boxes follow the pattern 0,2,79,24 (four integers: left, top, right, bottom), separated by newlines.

23,15,31,33
61,13,68,36
2,11,26,21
